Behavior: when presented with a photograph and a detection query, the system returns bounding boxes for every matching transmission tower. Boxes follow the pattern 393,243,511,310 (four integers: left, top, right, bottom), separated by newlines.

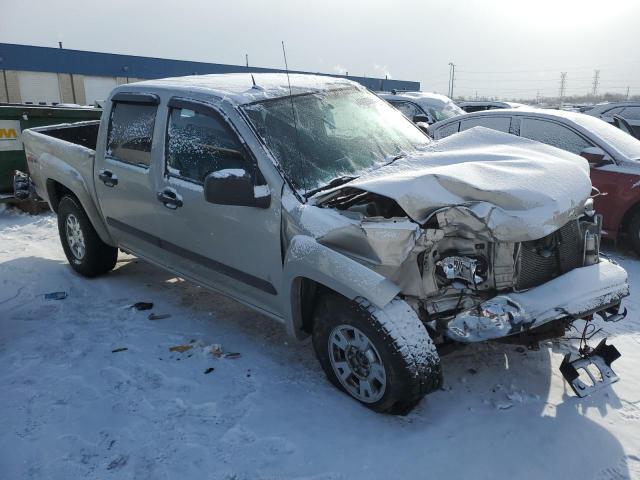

559,72,567,105
592,70,600,99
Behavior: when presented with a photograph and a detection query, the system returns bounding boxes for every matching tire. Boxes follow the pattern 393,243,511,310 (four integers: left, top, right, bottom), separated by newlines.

312,293,442,415
57,195,118,277
627,211,640,255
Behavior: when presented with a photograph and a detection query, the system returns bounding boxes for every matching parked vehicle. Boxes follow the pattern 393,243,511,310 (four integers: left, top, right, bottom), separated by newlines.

586,102,640,138
429,108,640,252
378,91,464,127
23,74,629,412
458,100,527,113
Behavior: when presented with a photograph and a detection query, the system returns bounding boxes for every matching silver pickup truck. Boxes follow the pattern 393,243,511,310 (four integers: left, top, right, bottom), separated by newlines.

23,73,630,414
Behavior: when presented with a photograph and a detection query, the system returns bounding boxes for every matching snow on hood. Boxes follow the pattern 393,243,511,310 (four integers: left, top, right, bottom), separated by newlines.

317,127,592,242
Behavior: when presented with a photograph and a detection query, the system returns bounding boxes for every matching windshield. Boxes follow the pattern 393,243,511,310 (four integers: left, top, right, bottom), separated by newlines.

432,101,465,122
241,87,430,191
573,113,640,160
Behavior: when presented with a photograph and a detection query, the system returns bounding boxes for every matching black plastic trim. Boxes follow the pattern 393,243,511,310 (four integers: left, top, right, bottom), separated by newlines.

106,217,277,295
111,92,160,105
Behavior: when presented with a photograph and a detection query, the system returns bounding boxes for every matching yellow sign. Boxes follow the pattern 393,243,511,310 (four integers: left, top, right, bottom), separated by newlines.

0,128,18,139
0,120,22,151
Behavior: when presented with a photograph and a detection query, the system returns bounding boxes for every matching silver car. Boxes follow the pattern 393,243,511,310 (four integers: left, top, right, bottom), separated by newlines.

23,74,630,413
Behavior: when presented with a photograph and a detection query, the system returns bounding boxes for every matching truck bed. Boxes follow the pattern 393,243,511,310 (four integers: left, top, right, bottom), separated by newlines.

35,121,100,151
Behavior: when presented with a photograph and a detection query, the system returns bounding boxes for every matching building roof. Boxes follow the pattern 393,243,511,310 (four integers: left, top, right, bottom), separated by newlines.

0,43,419,93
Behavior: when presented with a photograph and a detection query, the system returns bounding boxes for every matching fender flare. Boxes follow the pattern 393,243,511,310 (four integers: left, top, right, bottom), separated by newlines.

281,235,401,340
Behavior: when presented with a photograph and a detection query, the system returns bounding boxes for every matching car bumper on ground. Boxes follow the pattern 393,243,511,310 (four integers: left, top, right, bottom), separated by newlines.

444,259,629,343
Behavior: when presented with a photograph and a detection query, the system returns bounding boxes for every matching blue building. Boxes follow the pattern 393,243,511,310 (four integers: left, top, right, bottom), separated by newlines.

0,43,419,105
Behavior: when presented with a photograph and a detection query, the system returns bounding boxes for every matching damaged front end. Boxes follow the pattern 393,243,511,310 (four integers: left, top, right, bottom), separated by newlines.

307,187,629,396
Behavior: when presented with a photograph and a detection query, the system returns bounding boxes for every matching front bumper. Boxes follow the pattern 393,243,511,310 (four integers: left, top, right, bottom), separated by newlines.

444,259,629,343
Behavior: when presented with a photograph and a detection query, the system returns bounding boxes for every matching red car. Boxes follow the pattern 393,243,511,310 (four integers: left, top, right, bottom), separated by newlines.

429,108,640,252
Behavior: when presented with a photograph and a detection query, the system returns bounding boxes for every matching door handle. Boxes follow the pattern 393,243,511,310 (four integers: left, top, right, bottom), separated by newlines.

157,188,183,209
98,169,118,187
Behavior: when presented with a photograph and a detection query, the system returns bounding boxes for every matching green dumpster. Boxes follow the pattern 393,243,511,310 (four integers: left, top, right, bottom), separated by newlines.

0,104,102,193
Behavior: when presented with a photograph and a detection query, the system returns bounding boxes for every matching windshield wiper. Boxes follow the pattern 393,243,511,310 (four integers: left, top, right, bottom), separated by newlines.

384,153,406,166
303,175,358,199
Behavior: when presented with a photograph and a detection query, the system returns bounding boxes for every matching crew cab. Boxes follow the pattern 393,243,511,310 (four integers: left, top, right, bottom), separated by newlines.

429,108,640,253
22,74,630,413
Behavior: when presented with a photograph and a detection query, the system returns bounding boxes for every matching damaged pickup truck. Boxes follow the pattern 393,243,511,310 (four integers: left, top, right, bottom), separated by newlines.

22,74,630,414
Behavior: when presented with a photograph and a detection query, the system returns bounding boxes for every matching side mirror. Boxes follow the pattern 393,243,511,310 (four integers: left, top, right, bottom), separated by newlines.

204,169,271,208
413,114,430,124
415,122,431,136
579,146,612,168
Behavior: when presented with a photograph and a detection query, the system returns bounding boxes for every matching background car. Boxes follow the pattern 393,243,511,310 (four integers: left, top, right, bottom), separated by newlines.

586,102,640,138
378,91,465,127
457,100,527,113
428,108,640,252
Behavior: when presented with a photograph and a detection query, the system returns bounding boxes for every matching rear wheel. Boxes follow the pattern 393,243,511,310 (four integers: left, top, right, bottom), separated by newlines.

312,294,442,414
57,195,117,277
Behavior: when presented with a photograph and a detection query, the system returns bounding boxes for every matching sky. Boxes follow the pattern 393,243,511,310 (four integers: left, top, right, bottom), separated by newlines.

1,0,639,100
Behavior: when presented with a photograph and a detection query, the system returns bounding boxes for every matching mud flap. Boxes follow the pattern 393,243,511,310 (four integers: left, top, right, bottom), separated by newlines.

559,338,621,397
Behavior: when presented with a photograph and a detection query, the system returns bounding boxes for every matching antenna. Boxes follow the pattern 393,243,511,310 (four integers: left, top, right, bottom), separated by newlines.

281,41,307,193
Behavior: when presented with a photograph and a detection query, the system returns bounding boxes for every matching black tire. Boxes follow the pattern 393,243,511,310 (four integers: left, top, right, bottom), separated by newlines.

627,211,640,255
57,195,118,277
312,293,442,415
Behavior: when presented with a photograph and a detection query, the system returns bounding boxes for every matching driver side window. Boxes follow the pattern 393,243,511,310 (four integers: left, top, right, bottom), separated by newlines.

165,105,252,184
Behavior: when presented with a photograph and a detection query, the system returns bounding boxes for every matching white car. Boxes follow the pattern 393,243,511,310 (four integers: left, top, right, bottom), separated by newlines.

378,91,465,126
458,100,527,113
586,102,640,138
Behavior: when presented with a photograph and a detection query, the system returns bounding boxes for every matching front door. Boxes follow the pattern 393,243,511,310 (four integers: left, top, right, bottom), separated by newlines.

152,99,283,315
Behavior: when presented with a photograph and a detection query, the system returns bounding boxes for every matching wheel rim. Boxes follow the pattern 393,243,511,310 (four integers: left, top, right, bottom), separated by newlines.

65,214,86,260
328,324,386,403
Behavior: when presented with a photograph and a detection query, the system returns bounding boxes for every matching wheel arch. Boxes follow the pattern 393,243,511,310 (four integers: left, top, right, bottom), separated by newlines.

282,235,401,340
46,178,116,247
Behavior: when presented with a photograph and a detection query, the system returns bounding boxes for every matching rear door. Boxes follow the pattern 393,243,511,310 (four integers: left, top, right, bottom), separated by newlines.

152,98,283,315
95,93,161,254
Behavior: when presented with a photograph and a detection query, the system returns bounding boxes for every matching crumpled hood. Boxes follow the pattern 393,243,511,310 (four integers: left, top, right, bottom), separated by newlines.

316,127,592,242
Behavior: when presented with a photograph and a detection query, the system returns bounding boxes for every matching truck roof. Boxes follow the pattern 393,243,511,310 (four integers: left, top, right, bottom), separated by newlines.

119,73,357,106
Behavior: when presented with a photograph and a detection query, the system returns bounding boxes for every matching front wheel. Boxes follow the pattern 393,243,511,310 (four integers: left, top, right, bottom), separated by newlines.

627,211,640,255
312,294,442,415
57,195,118,277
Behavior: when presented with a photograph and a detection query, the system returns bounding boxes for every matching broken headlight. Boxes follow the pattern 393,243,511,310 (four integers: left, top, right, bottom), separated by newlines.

436,255,487,287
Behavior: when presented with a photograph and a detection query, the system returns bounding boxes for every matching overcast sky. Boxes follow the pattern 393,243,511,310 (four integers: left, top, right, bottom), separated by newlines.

2,0,639,99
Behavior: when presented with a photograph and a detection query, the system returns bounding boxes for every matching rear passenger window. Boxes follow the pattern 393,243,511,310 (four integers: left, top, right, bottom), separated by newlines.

166,106,251,184
433,122,460,139
460,116,511,133
520,118,593,154
390,101,424,120
107,102,157,167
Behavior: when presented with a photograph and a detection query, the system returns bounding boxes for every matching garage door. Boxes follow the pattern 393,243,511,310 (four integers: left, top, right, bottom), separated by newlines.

18,72,61,104
84,76,118,105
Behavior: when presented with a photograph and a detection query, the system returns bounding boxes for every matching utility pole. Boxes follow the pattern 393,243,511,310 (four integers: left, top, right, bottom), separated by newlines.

245,54,249,67
626,86,630,100
536,91,540,104
448,62,456,99
559,72,567,106
592,69,600,100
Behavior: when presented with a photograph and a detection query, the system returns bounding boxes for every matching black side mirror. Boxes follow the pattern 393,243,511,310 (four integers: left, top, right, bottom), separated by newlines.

579,147,611,168
413,114,430,124
204,170,271,208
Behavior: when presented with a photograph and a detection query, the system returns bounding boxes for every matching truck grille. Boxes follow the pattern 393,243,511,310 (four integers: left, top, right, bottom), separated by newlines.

515,220,583,290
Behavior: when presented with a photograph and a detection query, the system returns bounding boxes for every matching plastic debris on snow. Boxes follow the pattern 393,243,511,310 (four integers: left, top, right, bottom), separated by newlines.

44,291,67,300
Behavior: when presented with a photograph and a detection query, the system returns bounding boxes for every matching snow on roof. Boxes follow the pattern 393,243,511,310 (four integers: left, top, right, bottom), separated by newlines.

125,73,357,105
379,91,454,108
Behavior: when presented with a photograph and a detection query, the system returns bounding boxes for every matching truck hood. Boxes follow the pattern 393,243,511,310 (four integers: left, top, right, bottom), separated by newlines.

315,127,592,242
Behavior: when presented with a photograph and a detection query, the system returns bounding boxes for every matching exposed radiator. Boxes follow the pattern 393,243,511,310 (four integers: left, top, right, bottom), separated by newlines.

515,220,583,290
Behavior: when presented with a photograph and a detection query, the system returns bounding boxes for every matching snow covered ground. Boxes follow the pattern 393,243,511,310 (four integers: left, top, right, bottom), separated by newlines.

1,207,639,480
